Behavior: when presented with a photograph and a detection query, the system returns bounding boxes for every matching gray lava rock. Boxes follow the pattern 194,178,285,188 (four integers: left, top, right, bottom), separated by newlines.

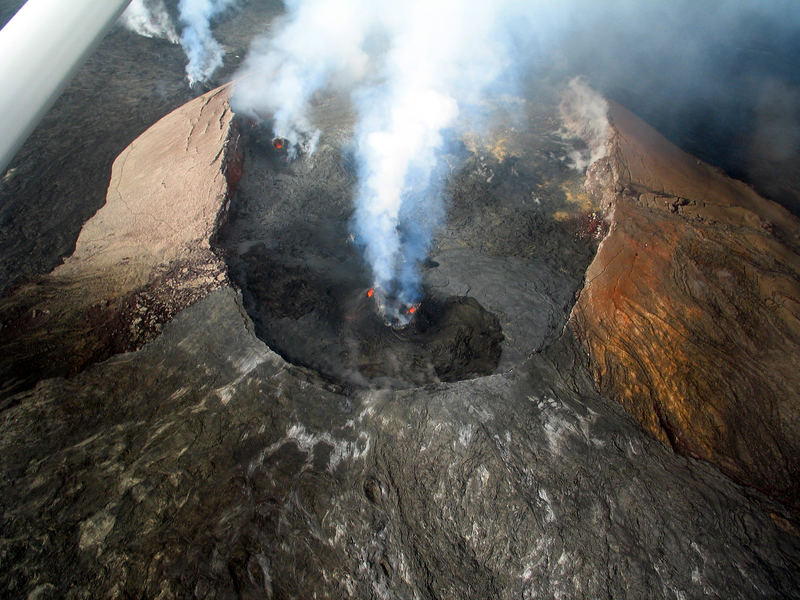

1,288,797,598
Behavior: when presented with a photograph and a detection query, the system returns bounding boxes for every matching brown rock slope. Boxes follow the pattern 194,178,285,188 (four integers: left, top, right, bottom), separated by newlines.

571,101,800,508
0,85,241,400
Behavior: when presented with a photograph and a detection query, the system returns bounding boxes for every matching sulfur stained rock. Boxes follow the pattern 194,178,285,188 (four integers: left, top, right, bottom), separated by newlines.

0,85,241,401
571,101,800,508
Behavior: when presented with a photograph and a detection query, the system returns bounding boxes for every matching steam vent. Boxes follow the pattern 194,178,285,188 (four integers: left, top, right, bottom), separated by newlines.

1,1,800,598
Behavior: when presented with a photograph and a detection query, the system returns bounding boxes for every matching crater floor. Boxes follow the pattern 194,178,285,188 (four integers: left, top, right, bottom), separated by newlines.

218,92,595,388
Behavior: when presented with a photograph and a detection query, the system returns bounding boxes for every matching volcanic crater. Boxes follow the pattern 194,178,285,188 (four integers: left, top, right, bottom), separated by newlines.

216,97,595,388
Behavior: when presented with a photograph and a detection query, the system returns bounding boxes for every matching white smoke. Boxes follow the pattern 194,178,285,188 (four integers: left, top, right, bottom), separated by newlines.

231,0,800,305
178,0,236,86
233,0,534,305
559,77,610,171
231,0,376,154
120,0,235,86
120,0,179,44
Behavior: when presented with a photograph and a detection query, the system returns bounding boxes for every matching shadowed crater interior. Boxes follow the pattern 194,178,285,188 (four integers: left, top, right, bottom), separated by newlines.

217,120,504,388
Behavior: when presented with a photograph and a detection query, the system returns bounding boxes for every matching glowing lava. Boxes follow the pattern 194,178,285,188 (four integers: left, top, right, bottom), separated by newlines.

366,286,419,329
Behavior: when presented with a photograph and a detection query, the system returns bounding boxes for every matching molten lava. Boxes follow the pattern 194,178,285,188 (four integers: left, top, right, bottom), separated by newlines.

366,286,419,329
272,138,284,150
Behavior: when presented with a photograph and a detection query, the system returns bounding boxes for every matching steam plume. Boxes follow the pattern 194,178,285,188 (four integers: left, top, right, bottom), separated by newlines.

120,0,234,85
120,0,179,44
179,0,236,86
233,0,531,306
232,0,800,302
559,77,610,171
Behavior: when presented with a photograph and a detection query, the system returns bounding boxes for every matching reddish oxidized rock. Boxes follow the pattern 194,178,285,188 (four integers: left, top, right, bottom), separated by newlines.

571,101,800,508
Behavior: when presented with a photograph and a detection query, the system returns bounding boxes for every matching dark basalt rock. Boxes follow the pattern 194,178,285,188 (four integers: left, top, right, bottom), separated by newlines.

342,294,503,385
230,232,503,387
1,288,797,598
218,100,587,388
418,295,503,382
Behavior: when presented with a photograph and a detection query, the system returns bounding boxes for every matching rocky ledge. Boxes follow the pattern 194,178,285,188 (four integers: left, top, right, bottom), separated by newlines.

0,85,242,402
571,101,800,509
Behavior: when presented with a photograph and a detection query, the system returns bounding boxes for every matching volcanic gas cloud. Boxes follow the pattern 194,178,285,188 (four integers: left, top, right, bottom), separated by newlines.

230,0,540,324
227,0,800,325
121,0,236,86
